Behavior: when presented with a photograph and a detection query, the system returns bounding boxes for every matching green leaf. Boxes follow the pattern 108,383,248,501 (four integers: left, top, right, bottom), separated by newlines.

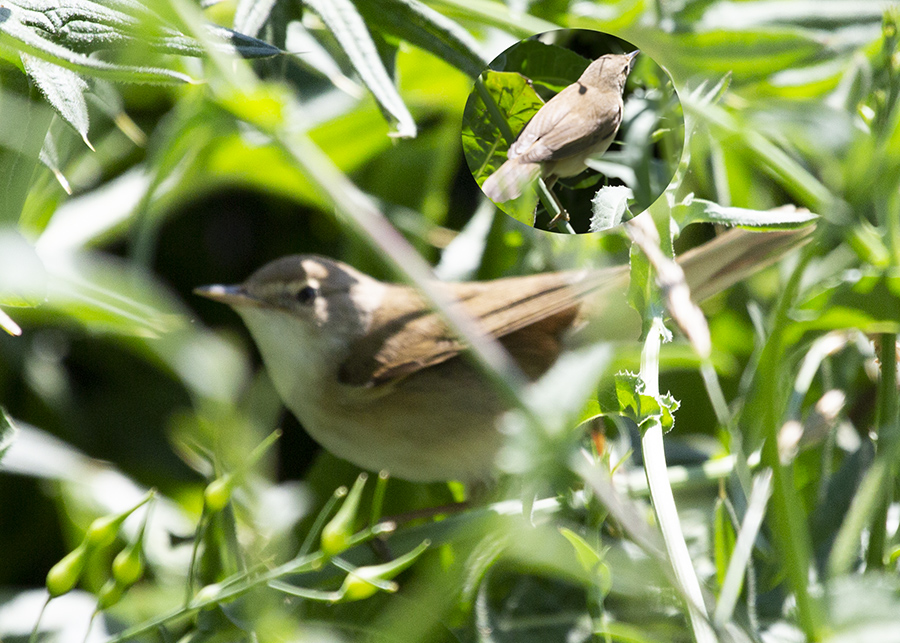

0,1,195,84
0,226,47,307
0,81,55,223
0,407,15,461
670,30,829,82
354,0,487,78
558,527,612,595
21,53,92,148
793,272,900,337
304,0,416,138
674,195,819,230
490,39,589,92
590,185,633,232
461,70,543,181
609,371,679,433
233,0,278,38
7,0,280,58
713,496,737,588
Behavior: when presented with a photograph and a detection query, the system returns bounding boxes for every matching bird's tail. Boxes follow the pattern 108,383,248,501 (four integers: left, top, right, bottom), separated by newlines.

481,158,540,202
679,225,814,301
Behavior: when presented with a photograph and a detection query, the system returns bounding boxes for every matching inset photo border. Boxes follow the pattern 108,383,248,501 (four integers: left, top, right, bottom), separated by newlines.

463,30,685,234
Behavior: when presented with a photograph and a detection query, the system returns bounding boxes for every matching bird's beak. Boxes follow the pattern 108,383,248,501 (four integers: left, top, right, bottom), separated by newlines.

194,284,259,308
626,50,640,69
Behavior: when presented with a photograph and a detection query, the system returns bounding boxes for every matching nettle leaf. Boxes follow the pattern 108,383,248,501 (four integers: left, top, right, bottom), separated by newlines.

233,0,279,38
21,53,92,149
1,0,280,145
5,0,280,58
354,0,486,78
590,185,634,232
674,195,819,230
304,0,416,138
606,371,679,433
0,3,193,83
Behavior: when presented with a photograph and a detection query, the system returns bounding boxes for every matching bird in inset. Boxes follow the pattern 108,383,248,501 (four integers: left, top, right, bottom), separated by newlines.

481,50,639,204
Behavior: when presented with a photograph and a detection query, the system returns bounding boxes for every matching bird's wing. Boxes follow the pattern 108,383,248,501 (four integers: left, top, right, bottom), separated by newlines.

337,268,622,387
513,84,622,164
507,85,577,161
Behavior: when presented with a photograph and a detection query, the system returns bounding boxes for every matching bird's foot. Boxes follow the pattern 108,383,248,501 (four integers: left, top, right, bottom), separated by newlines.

547,208,570,227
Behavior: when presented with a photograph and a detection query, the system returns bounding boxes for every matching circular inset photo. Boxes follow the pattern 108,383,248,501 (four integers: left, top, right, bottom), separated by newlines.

462,30,684,234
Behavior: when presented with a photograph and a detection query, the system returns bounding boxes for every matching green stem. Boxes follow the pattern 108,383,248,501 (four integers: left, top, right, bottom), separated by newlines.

867,334,899,569
640,318,716,643
747,246,821,639
474,75,516,146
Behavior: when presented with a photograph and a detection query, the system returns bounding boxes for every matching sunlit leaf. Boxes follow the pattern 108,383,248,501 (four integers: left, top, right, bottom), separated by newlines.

20,54,92,148
590,185,633,232
355,0,487,78
304,0,416,138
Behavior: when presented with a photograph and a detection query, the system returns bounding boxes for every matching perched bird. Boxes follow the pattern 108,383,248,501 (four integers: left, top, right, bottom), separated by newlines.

481,50,639,203
195,227,812,483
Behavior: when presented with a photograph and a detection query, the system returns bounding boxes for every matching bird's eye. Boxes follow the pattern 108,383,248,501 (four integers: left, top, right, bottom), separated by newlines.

295,285,317,305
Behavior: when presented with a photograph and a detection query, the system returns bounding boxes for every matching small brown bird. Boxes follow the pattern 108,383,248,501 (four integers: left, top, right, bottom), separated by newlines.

482,50,639,203
195,227,812,483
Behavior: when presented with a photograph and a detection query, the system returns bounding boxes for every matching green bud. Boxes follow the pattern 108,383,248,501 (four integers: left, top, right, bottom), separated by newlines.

46,543,88,597
97,578,124,610
86,515,122,549
321,474,367,556
192,582,224,607
112,542,144,587
340,568,398,602
204,474,234,513
337,540,429,602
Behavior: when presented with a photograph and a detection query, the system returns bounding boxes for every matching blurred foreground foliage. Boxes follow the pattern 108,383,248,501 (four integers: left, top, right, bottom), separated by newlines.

1,0,900,642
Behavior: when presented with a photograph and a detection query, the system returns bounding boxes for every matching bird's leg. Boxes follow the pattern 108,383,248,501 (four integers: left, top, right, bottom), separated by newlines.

538,177,574,231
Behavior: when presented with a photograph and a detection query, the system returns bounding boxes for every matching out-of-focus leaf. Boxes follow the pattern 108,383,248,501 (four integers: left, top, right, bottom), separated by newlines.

683,90,834,210
0,308,22,336
0,84,55,223
20,54,92,148
670,30,829,82
823,574,900,641
558,527,612,595
285,21,363,97
793,272,900,337
696,0,886,31
38,126,73,194
21,245,250,401
355,0,487,78
85,78,146,145
498,343,615,478
0,226,47,307
35,250,184,338
0,407,15,461
713,496,736,587
233,0,278,38
36,167,148,253
304,0,416,138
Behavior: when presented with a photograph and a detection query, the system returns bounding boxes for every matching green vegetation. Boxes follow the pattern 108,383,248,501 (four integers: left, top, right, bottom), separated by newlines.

1,1,899,642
